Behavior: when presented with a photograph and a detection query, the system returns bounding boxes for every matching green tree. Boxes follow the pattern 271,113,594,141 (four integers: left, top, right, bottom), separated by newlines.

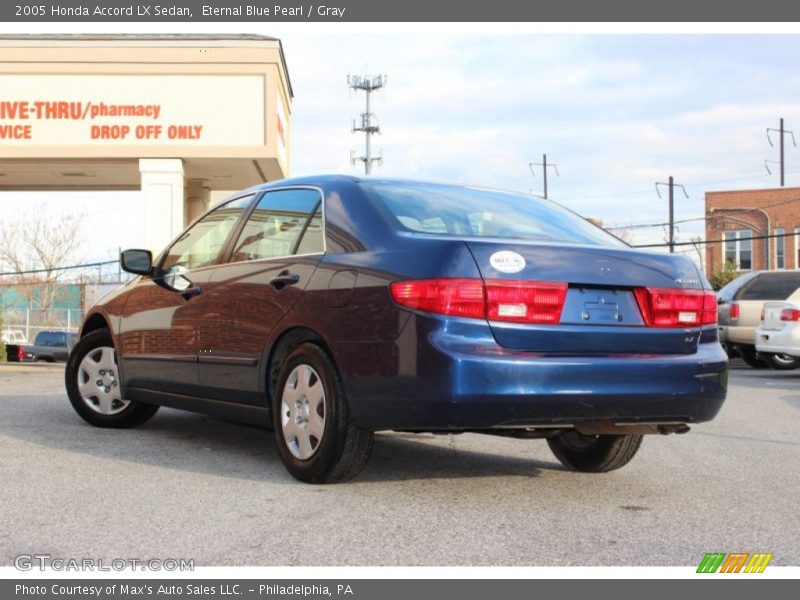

709,260,739,291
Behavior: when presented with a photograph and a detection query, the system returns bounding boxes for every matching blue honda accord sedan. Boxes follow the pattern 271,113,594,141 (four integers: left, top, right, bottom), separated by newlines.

66,176,728,483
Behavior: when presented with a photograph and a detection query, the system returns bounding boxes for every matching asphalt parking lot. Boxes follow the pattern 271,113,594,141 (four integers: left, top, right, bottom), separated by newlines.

0,361,798,567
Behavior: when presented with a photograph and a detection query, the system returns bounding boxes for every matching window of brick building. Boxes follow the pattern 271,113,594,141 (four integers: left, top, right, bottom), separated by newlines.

776,228,785,269
795,228,800,270
724,229,752,270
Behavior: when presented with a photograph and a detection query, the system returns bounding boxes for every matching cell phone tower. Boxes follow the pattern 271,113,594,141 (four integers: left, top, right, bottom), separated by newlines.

348,73,386,175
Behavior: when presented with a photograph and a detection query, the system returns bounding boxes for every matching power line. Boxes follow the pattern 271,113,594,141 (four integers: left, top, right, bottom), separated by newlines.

554,171,780,205
0,259,118,277
606,194,800,231
634,230,797,249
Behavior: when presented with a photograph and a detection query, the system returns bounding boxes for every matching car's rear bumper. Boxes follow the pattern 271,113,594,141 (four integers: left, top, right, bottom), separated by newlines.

724,325,757,346
338,319,729,431
756,325,800,357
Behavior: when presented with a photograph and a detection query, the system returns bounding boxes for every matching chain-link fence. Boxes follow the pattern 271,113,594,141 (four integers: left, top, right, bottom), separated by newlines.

1,308,83,344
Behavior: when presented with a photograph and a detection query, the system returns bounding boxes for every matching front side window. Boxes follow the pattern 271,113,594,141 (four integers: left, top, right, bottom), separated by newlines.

161,195,253,272
231,189,322,262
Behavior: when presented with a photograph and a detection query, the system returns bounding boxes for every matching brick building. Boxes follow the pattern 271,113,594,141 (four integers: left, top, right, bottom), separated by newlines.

705,186,800,278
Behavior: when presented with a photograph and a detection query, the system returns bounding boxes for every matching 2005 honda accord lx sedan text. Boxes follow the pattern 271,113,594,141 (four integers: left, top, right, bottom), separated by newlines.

66,176,728,483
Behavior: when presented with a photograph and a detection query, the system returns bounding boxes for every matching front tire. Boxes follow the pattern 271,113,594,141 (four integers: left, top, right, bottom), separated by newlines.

65,328,159,428
547,430,643,472
272,343,373,484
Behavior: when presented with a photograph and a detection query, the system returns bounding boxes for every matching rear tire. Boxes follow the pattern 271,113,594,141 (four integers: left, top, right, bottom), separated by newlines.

272,343,373,484
763,353,799,370
738,345,769,369
65,328,159,428
547,431,643,472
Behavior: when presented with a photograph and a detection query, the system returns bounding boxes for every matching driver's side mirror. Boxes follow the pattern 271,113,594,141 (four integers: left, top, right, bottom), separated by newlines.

120,249,153,275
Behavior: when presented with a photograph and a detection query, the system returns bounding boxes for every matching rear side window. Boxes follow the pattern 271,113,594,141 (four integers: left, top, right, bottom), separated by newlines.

231,189,322,262
736,273,800,300
361,181,626,247
295,208,323,255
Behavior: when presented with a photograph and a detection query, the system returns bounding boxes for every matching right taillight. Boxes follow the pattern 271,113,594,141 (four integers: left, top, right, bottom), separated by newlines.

780,308,800,321
389,278,568,324
730,302,740,320
634,287,717,328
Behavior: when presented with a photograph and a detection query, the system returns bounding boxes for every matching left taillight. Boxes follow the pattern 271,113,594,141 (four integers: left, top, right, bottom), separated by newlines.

388,278,486,319
634,287,717,328
389,278,568,324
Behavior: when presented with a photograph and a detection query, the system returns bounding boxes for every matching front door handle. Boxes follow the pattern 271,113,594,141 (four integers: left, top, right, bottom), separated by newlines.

270,271,300,291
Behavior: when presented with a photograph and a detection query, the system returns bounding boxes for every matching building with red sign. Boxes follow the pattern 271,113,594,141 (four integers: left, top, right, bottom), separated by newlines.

0,34,293,253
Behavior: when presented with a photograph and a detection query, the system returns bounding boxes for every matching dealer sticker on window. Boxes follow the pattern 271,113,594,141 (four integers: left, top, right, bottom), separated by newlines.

489,251,526,274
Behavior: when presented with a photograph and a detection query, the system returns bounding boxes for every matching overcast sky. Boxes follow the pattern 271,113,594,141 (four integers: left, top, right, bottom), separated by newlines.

3,31,800,265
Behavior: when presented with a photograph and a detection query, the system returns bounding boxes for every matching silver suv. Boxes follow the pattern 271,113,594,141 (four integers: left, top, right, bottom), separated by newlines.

718,270,800,369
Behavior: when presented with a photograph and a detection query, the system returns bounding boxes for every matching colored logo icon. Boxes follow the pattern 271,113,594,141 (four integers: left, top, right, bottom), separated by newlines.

697,552,773,573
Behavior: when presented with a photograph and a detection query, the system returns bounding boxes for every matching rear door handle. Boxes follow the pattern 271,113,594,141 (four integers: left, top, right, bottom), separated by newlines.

270,271,300,290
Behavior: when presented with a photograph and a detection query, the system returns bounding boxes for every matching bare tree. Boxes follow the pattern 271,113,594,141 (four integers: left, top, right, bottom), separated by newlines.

689,235,705,273
596,220,636,246
0,209,84,314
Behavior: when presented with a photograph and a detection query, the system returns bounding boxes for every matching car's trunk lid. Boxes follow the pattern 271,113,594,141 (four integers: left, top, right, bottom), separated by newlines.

466,240,707,354
760,301,793,331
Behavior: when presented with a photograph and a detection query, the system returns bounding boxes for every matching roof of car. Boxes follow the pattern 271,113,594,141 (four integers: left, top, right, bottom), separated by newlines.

245,175,522,194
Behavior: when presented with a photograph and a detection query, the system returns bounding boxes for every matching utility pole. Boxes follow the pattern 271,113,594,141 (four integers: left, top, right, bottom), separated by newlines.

348,73,386,175
766,118,796,186
529,154,559,199
655,176,688,254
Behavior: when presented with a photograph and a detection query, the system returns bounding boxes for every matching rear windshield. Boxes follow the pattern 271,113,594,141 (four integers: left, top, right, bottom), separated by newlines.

35,331,66,346
361,181,626,247
717,272,758,302
736,273,800,301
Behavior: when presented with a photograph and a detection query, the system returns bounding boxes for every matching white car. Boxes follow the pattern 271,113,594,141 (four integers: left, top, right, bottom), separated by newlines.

1,329,27,345
756,301,800,359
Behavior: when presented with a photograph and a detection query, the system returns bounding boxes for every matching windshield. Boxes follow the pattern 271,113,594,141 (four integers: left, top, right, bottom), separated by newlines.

361,181,626,247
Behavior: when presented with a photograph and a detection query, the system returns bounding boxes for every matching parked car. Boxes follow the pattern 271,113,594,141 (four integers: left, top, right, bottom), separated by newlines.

65,176,728,483
756,294,800,359
7,330,78,362
717,271,800,369
1,329,27,345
